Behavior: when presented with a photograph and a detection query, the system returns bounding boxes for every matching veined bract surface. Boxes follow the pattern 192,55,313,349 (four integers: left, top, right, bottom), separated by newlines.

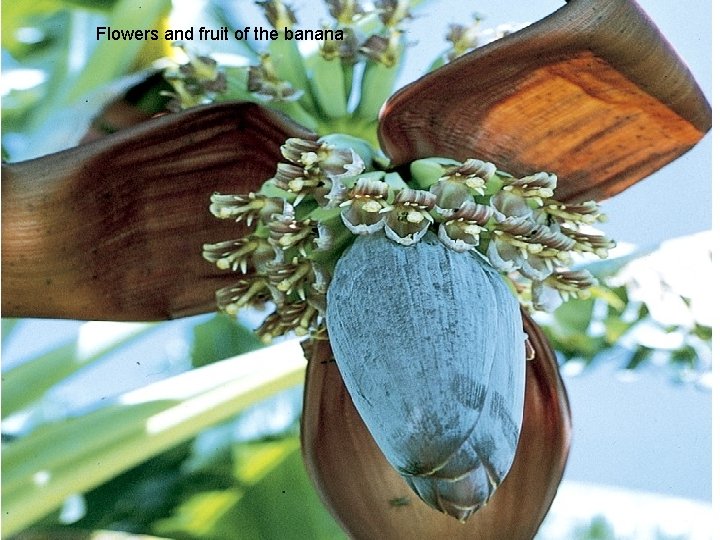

326,232,526,520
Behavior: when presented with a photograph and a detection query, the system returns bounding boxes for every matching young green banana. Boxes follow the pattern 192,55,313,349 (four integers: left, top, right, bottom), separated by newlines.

259,0,315,112
410,157,460,189
354,31,406,122
307,50,348,120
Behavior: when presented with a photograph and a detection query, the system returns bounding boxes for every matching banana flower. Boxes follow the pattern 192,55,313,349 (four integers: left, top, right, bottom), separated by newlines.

1,0,709,538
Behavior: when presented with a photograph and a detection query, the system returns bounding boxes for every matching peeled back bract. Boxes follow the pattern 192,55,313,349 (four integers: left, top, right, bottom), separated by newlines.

326,232,526,521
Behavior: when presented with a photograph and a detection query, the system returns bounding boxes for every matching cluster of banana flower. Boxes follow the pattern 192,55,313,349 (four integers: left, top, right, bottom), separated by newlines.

203,132,615,344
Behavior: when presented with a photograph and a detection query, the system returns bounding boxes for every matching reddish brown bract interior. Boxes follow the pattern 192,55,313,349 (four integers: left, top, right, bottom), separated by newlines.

301,312,571,540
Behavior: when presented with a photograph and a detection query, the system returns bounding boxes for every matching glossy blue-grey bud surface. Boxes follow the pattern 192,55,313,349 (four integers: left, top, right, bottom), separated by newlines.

326,232,526,521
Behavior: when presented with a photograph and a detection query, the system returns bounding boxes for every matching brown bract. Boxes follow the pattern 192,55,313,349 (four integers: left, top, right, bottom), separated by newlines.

1,0,709,321
301,312,571,539
1,104,312,320
379,0,711,202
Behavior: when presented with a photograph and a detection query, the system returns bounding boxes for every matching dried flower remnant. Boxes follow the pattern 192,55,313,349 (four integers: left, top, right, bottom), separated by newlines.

446,15,486,61
325,0,365,24
360,32,403,68
257,0,298,28
376,0,414,28
163,47,227,110
431,16,528,69
248,54,304,103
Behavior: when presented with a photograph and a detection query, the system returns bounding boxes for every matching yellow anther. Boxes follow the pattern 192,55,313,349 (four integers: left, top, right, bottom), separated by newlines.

288,178,306,192
301,152,319,166
465,178,485,191
362,200,383,213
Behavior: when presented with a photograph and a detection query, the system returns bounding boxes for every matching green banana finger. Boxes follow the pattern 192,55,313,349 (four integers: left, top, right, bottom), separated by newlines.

268,36,315,112
354,31,406,122
342,60,355,101
257,1,314,112
354,60,398,121
410,157,460,189
272,100,320,131
319,133,376,167
307,51,348,120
